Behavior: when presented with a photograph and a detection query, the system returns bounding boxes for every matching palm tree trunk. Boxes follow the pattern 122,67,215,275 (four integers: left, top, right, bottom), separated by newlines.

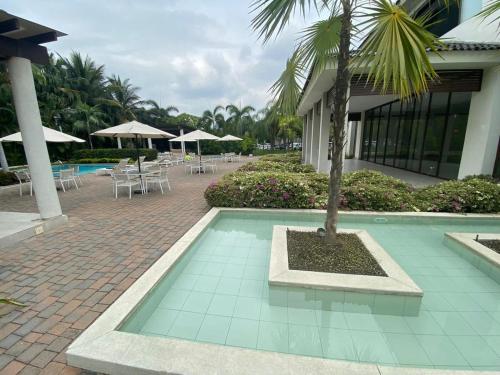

324,1,352,244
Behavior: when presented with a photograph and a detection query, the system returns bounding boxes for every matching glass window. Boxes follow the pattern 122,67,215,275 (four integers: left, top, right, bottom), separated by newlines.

421,93,449,176
438,92,471,179
395,100,414,169
369,108,380,162
407,94,430,172
385,102,400,166
361,111,371,160
376,104,390,164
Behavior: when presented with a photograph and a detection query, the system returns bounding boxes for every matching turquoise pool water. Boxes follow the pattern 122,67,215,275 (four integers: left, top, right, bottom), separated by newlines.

121,211,500,371
52,163,114,175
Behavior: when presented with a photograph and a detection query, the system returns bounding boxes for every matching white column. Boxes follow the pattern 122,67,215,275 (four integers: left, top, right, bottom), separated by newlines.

0,142,9,171
7,57,62,219
317,93,330,173
354,112,364,159
458,66,500,178
180,128,186,155
301,115,308,162
304,112,310,164
310,103,320,168
117,137,122,149
147,138,153,149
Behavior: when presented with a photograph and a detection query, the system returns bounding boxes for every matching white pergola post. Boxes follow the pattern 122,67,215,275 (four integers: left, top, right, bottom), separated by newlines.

0,142,9,171
117,137,122,149
317,92,330,173
147,138,153,149
310,103,320,168
7,57,62,219
302,114,309,163
308,109,316,165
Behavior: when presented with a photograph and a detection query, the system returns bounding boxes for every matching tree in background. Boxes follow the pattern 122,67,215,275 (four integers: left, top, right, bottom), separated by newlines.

225,104,256,136
201,105,225,131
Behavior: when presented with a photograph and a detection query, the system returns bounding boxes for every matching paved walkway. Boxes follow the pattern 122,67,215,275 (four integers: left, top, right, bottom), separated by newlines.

343,159,443,187
0,161,243,375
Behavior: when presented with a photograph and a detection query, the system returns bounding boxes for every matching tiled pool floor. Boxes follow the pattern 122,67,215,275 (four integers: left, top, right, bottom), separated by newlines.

121,212,500,371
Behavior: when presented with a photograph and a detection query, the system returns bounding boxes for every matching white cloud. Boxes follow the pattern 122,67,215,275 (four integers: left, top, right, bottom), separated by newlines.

3,0,320,115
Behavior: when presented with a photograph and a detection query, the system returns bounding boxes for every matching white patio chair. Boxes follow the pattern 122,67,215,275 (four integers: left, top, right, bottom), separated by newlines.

73,165,83,186
114,173,142,199
145,168,171,194
13,170,32,197
55,168,79,192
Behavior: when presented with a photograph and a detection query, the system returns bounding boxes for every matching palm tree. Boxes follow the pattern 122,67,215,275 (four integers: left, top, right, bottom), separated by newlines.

251,0,457,243
60,52,106,105
201,105,225,130
105,75,144,122
66,103,105,149
225,104,256,136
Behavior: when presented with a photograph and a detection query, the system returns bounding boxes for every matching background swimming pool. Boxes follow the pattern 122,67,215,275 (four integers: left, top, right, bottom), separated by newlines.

52,163,114,175
121,211,500,371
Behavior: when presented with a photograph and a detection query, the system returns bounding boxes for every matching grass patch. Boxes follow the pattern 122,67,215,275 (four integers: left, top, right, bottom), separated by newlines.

286,230,387,277
477,239,500,255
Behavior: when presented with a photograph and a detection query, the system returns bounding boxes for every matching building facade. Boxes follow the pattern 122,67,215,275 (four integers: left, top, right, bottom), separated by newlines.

298,0,500,179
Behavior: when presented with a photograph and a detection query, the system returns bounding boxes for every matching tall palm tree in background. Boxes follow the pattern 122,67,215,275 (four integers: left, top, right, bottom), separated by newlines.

60,52,105,106
105,75,144,122
226,104,256,136
201,105,225,130
251,0,464,243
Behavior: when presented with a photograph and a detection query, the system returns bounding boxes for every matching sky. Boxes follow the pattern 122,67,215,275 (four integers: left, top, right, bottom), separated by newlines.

3,0,321,116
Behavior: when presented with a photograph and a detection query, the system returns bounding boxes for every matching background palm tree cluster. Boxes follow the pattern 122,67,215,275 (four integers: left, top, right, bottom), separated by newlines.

0,51,302,164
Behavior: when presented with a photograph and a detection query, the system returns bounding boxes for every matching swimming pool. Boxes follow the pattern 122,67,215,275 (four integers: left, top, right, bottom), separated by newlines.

116,210,500,371
51,163,114,175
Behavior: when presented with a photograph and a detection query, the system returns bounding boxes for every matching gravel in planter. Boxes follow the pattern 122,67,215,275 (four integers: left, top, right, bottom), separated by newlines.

287,230,387,277
477,239,500,255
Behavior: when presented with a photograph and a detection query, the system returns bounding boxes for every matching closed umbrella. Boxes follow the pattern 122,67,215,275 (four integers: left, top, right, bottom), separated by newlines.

91,121,175,172
170,130,220,170
0,126,86,143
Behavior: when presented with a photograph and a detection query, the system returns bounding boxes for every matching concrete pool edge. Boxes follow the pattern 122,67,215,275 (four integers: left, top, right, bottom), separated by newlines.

269,226,423,297
67,208,500,375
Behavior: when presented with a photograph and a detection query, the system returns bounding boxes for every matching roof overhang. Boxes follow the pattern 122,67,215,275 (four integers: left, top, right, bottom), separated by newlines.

0,10,66,65
297,48,500,116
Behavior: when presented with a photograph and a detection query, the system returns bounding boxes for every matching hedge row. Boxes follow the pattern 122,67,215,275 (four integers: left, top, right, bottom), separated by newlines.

259,152,302,164
69,158,121,164
205,161,500,213
238,160,315,173
72,148,158,161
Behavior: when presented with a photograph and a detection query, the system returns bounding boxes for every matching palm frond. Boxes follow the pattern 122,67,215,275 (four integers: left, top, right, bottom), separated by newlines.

251,0,321,42
270,49,305,115
476,0,500,23
355,0,441,98
298,15,342,74
0,298,26,307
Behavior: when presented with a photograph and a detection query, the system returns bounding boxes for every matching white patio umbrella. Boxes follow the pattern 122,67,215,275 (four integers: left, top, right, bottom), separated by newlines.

0,126,86,143
217,134,243,142
92,121,175,172
170,130,220,168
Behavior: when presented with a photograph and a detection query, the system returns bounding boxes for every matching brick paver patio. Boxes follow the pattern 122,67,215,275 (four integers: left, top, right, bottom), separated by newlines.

0,161,242,375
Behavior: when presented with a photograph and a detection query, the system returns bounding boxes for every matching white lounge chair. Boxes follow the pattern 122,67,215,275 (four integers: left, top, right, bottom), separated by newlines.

13,170,32,197
55,168,79,192
113,173,143,199
145,168,171,194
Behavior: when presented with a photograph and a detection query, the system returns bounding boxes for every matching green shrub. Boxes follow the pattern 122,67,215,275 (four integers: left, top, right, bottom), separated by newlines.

72,148,158,161
414,178,500,213
0,171,17,186
238,160,315,173
461,174,500,184
70,158,121,164
205,171,326,209
339,170,415,211
259,152,301,164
